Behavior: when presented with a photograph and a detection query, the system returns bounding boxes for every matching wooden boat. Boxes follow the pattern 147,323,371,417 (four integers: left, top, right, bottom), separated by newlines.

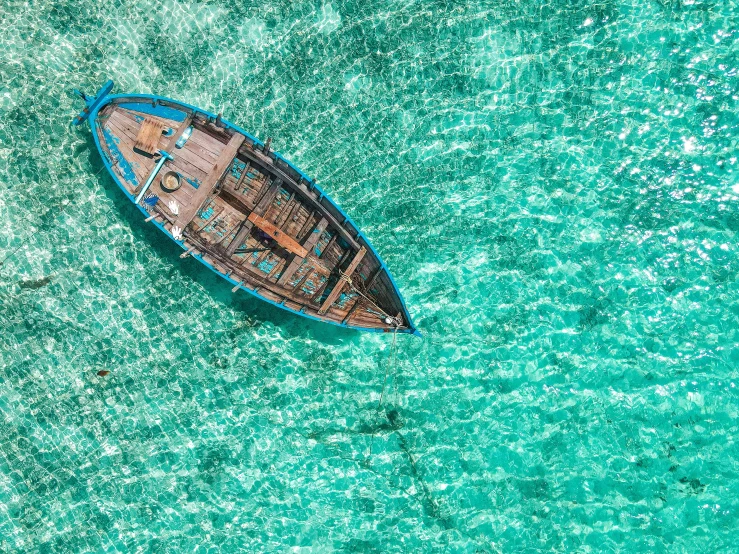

72,80,419,336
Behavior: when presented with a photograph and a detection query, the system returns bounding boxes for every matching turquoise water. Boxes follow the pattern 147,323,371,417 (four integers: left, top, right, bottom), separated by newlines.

1,0,738,551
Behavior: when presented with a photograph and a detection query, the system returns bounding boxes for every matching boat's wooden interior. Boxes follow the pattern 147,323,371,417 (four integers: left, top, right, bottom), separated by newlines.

95,100,408,331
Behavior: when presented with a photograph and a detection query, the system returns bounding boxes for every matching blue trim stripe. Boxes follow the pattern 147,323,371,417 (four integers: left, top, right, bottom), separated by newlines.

118,102,187,122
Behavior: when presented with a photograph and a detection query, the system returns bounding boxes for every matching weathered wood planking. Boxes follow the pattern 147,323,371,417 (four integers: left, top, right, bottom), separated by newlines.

189,129,225,158
237,147,361,252
225,178,283,256
277,218,328,286
341,295,364,324
175,141,217,175
274,192,297,228
246,212,308,258
103,120,155,185
176,132,245,228
319,233,338,259
222,169,268,210
369,270,404,319
196,198,243,246
318,247,366,314
182,135,220,167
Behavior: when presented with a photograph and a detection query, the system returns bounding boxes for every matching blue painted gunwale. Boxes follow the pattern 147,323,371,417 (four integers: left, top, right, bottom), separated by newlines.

80,82,420,337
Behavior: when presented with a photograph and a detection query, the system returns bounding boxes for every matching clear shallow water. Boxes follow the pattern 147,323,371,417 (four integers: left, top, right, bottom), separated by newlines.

1,0,738,551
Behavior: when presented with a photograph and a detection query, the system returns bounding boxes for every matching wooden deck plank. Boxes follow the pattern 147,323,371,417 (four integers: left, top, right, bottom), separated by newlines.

189,129,226,158
318,247,366,314
103,123,154,185
225,178,283,256
175,132,245,228
107,111,140,139
246,212,308,258
182,135,220,166
276,218,328,286
175,141,217,175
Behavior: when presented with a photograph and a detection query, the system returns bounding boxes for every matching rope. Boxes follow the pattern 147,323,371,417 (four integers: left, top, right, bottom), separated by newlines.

338,268,403,327
367,325,400,462
377,325,399,410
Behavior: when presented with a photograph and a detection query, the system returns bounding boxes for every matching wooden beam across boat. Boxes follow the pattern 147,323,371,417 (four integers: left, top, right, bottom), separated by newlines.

176,132,245,228
318,246,366,314
225,178,283,256
246,212,308,258
277,218,328,286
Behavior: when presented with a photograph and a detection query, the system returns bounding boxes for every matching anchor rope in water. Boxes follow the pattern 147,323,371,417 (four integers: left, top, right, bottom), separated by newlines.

367,325,401,461
377,325,399,410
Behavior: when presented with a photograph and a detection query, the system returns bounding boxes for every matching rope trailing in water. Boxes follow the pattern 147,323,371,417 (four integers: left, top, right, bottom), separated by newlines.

367,325,403,466
377,325,399,410
338,268,403,327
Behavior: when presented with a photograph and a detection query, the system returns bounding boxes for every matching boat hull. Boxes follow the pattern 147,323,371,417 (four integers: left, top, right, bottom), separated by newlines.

75,81,419,336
